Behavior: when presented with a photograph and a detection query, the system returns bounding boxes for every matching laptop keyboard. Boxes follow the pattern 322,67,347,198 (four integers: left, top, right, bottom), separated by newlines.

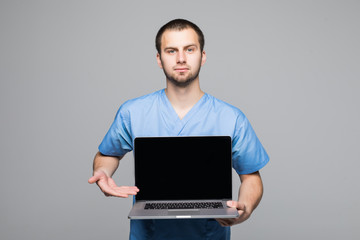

144,202,224,210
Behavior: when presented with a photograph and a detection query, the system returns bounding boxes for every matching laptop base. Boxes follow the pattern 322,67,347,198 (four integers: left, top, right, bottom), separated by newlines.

128,200,239,220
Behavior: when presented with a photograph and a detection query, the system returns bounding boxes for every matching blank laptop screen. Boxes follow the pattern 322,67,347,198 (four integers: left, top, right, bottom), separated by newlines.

134,136,232,201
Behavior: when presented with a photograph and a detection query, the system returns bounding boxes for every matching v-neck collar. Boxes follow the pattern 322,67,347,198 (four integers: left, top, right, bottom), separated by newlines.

160,89,208,135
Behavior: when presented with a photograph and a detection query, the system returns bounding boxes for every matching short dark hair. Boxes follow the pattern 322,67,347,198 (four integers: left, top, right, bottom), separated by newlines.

155,19,205,55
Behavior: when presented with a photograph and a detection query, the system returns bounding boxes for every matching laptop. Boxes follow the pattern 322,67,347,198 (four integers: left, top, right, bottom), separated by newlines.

128,136,239,219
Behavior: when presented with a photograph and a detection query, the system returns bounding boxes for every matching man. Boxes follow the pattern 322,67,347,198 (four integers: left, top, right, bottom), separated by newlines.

88,19,269,239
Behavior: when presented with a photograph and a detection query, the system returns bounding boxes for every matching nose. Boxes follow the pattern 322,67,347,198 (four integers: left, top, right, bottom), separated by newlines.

177,51,186,63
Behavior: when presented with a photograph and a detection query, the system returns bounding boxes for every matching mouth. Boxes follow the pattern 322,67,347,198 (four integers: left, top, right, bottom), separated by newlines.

174,68,189,73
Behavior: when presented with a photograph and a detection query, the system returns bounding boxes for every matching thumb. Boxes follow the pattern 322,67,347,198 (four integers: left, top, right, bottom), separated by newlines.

88,170,108,184
226,200,238,208
227,201,246,211
88,175,100,184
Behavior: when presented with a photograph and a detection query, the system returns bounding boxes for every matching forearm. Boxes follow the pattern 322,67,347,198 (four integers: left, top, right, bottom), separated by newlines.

92,151,123,177
238,171,264,213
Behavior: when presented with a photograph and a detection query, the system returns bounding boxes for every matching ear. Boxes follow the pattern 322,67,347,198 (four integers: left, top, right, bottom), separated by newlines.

156,53,163,69
201,50,207,66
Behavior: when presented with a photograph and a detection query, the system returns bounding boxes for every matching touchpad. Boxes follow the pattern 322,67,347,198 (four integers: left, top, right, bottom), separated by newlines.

167,210,200,216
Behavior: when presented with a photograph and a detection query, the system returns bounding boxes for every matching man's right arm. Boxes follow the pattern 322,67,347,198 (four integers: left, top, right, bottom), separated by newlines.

88,152,139,198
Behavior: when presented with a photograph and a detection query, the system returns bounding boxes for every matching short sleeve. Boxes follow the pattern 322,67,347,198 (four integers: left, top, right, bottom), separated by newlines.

232,113,269,175
98,105,133,157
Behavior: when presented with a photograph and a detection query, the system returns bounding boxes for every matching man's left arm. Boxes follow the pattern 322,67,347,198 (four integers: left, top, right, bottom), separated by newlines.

216,171,263,226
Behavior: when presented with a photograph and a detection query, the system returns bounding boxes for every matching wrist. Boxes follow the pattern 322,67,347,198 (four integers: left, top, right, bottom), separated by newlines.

94,168,111,178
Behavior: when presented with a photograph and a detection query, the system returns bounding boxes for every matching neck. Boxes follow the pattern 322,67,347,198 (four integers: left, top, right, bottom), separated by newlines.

165,79,204,119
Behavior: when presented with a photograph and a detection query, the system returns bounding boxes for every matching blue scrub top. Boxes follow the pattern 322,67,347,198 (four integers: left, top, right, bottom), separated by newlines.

99,89,269,240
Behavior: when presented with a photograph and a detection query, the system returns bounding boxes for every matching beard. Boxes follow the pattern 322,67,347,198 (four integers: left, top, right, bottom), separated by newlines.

161,59,202,88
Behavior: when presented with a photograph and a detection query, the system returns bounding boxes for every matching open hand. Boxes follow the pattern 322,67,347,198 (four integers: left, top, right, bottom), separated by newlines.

88,170,139,198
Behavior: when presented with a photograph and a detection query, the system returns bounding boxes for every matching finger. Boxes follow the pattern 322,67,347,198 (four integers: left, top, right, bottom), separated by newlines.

226,200,237,208
98,181,139,198
88,170,107,184
112,186,140,195
227,201,246,211
88,175,100,184
216,218,233,227
106,178,140,193
216,218,227,226
107,178,139,191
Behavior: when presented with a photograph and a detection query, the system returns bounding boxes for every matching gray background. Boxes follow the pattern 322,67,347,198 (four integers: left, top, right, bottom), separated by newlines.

1,0,359,239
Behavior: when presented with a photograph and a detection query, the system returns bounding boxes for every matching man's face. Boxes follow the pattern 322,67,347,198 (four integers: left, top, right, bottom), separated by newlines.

157,28,206,87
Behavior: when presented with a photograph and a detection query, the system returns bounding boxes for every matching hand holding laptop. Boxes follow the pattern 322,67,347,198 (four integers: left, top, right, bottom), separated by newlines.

216,170,263,226
88,170,139,198
216,201,250,226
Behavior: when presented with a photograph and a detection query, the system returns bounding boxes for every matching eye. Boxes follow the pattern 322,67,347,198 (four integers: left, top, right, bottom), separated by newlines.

187,48,194,53
167,49,176,54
